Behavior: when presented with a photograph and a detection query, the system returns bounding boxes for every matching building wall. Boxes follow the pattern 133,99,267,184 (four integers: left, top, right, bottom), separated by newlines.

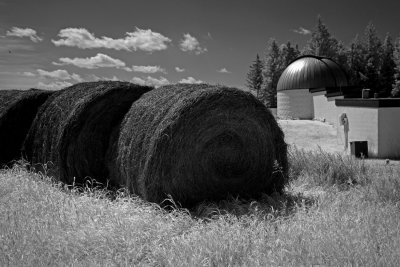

277,89,314,119
312,91,344,125
335,106,379,157
378,108,400,158
269,108,277,118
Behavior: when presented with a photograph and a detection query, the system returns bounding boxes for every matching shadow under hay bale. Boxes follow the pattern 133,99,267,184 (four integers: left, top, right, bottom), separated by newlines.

0,89,53,167
111,83,288,207
23,81,152,184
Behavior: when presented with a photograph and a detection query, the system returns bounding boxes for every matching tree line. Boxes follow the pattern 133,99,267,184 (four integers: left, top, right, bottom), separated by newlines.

247,16,400,108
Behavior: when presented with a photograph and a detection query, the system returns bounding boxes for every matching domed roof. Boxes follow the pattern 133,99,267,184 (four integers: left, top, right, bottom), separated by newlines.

277,55,349,91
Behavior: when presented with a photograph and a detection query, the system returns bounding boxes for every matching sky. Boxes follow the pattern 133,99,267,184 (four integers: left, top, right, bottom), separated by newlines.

1,0,400,90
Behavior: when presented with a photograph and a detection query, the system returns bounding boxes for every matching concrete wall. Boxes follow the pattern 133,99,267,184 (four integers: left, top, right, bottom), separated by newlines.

378,108,400,158
312,91,344,125
335,106,379,157
277,89,314,119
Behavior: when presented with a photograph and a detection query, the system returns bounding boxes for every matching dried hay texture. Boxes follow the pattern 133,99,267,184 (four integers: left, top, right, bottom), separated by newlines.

0,89,53,166
112,84,288,207
24,81,152,184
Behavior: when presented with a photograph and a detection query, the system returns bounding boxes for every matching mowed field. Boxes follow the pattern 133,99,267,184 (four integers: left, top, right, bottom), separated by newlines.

1,120,400,266
279,120,344,154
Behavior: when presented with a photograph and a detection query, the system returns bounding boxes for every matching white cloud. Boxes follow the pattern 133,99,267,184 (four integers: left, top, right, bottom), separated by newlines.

22,71,36,77
175,67,185,72
89,74,120,81
6,27,43,42
130,77,146,85
107,75,120,81
178,76,203,84
292,27,311,35
37,69,83,82
52,27,171,52
86,74,119,81
37,81,73,90
179,33,207,55
71,73,84,82
218,68,231,74
131,76,169,88
53,53,128,70
130,65,166,73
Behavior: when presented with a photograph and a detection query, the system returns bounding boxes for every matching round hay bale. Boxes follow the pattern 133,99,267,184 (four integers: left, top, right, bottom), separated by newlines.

24,81,152,184
112,83,287,207
0,89,53,167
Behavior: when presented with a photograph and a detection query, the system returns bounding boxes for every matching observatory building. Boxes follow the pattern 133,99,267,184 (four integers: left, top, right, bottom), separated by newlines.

277,55,400,158
277,55,349,120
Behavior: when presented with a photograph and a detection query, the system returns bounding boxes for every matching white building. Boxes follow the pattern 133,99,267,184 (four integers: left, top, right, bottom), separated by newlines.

277,55,348,120
277,55,400,158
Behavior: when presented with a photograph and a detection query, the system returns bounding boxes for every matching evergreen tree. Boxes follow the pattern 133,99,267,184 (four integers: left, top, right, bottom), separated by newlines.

391,37,400,97
246,54,264,98
303,16,339,58
262,39,281,108
280,41,301,69
380,33,396,96
348,34,367,86
335,41,350,74
362,22,382,91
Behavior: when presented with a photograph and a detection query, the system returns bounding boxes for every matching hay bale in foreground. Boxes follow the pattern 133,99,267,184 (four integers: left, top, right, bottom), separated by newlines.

24,81,152,184
0,89,53,166
112,83,287,207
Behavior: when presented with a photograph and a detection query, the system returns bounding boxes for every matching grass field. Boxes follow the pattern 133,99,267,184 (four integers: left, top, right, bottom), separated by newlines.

1,120,400,266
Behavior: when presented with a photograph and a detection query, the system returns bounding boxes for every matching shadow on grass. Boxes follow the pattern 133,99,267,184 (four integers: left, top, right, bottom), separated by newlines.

7,160,319,221
187,190,317,220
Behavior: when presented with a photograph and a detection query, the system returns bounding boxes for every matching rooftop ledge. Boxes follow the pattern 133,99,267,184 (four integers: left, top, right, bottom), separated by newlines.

335,98,400,108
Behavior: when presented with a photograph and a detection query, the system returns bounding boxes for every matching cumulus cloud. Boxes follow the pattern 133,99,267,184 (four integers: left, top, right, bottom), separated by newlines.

38,81,73,90
53,53,128,70
218,68,231,74
37,69,83,82
6,27,43,42
178,76,203,84
87,74,120,81
179,33,207,55
22,71,36,77
130,77,146,85
175,67,185,72
131,76,169,88
52,27,171,52
130,65,166,73
292,27,311,35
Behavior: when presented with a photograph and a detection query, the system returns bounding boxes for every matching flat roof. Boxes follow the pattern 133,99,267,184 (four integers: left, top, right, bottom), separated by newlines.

336,98,400,108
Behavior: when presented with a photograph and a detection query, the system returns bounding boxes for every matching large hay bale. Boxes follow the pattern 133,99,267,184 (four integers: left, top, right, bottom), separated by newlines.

112,83,287,207
0,89,53,167
24,81,152,184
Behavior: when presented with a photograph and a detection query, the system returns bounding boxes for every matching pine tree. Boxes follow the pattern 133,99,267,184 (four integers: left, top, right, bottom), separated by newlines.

280,41,301,69
391,37,400,97
335,41,350,74
380,33,396,96
303,16,339,58
362,22,382,92
262,39,281,108
348,34,366,86
246,54,264,98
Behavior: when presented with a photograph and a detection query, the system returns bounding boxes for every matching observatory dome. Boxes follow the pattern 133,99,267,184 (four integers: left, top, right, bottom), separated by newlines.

277,55,348,91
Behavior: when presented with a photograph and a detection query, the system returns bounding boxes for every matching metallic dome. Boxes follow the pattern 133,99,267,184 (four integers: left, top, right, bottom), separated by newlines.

277,55,349,91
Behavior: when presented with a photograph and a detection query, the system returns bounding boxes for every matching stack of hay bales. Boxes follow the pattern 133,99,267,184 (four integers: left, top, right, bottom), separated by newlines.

110,84,287,207
24,81,152,184
0,89,53,167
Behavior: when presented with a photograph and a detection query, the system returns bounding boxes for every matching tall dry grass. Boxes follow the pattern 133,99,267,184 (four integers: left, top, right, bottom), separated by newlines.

1,149,400,266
